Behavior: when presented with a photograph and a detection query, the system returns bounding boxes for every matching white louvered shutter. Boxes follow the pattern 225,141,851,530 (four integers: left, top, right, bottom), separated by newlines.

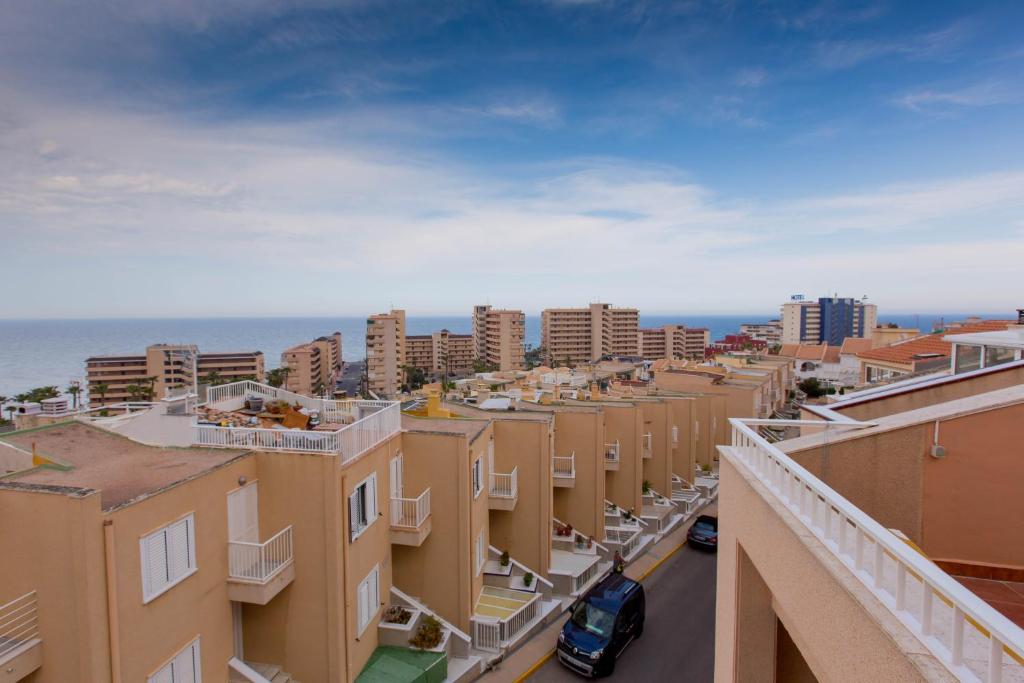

367,473,377,521
349,492,360,540
167,517,193,582
370,566,380,617
357,575,370,630
174,639,200,683
148,662,173,683
144,530,169,599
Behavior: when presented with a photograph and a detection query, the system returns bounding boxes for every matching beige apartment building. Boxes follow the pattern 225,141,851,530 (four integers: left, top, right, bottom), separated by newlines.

86,344,264,407
472,305,526,371
740,320,783,345
637,324,710,360
541,303,639,365
405,330,475,377
714,372,1024,681
366,309,406,399
650,356,790,420
281,332,342,397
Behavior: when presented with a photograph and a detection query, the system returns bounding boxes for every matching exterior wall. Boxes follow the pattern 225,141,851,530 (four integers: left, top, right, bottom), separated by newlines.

0,487,110,682
715,453,951,683
550,411,606,541
282,343,321,396
474,307,526,371
638,400,673,497
541,304,639,365
393,425,492,633
487,419,553,577
197,352,264,384
107,455,254,683
366,310,406,398
666,397,697,477
603,405,643,514
654,371,759,419
834,365,1024,421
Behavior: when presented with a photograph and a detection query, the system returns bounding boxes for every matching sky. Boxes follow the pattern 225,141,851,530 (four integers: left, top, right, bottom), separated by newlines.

1,0,1022,318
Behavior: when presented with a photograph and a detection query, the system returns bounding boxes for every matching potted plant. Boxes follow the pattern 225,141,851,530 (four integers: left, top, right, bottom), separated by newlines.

642,479,651,495
409,615,443,650
523,572,534,588
500,549,510,567
383,605,413,625
622,510,632,521
587,536,593,549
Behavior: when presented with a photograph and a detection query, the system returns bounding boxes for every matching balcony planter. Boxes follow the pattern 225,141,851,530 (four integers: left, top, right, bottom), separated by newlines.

500,550,510,567
410,615,444,650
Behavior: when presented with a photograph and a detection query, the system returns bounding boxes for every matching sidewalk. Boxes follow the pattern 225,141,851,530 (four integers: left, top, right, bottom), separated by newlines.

477,499,718,683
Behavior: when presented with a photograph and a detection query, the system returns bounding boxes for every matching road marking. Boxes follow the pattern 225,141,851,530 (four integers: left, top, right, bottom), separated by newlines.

515,539,691,680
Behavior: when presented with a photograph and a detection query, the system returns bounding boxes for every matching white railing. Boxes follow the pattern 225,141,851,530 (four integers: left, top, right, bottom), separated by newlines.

727,418,1024,682
642,433,652,458
552,518,607,556
227,658,271,683
472,618,501,653
672,425,679,444
228,526,293,583
490,467,518,499
604,441,619,462
501,593,540,643
604,527,641,558
572,561,602,595
0,591,39,660
553,453,575,479
391,489,431,528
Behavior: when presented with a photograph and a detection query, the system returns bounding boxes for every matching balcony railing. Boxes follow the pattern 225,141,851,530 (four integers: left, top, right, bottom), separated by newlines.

552,453,575,479
642,433,653,458
490,468,518,499
727,418,1024,682
196,381,400,462
391,489,431,528
228,526,293,583
0,591,39,661
604,441,620,462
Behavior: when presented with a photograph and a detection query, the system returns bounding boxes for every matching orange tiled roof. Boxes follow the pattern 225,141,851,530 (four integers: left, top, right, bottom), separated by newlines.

858,321,1012,365
839,338,873,356
822,346,842,364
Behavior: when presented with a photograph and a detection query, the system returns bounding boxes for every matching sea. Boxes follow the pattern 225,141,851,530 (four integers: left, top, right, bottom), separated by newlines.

0,313,1000,398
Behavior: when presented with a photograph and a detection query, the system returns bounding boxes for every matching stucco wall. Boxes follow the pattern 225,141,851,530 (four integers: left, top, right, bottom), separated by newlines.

551,411,606,540
639,401,673,497
603,405,643,514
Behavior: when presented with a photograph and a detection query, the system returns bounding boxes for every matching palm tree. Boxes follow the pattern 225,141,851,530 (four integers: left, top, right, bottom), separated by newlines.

267,367,290,388
205,371,223,387
66,382,82,410
93,383,109,407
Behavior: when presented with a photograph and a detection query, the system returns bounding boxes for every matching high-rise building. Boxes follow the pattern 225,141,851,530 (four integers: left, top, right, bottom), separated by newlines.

366,309,406,398
739,320,783,344
85,344,264,406
637,325,710,360
281,332,342,396
472,305,526,371
405,329,475,377
780,296,877,345
541,303,639,365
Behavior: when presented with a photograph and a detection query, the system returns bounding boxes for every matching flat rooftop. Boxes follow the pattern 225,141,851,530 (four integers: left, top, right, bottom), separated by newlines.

1,422,246,511
401,414,490,442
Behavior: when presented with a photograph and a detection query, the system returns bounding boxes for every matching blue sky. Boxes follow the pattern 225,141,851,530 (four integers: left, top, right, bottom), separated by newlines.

1,0,1022,317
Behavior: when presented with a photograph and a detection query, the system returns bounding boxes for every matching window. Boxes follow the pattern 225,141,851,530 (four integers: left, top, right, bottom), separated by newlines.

985,346,1016,368
349,473,378,541
472,457,483,498
148,637,201,683
141,514,197,603
954,345,982,374
475,531,485,575
357,565,380,635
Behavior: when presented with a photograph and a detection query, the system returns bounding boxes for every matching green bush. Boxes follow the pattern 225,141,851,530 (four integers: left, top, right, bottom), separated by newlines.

410,615,444,649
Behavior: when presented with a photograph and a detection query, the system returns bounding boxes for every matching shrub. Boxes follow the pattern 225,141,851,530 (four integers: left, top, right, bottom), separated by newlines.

410,615,443,649
642,479,651,494
523,572,534,587
383,606,412,625
500,550,510,566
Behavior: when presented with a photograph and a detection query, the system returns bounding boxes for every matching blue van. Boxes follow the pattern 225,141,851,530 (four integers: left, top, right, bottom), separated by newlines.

556,573,645,677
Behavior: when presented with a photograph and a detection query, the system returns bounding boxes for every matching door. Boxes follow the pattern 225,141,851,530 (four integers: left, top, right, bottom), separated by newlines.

389,454,404,499
227,481,259,543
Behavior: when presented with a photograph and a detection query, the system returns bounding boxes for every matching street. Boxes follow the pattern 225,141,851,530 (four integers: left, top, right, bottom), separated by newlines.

528,544,717,682
336,360,364,398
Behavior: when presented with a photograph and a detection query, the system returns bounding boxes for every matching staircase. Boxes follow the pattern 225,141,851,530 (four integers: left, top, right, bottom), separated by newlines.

231,661,301,683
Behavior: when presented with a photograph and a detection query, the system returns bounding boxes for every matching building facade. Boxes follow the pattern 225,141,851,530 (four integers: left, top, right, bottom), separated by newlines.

405,330,475,377
541,303,639,365
86,344,264,407
472,305,526,371
780,296,878,345
637,324,710,360
739,320,783,345
281,332,342,397
366,310,406,399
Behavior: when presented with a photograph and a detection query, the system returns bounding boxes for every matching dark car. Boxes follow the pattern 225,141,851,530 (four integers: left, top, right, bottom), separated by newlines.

557,573,645,677
687,514,718,550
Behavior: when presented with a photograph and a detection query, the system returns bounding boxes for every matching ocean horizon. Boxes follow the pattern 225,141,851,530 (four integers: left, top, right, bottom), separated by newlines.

0,312,1002,398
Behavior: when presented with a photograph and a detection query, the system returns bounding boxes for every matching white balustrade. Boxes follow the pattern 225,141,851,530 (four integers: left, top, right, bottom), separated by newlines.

642,433,653,458
727,418,1024,682
572,562,601,594
472,618,501,653
604,441,620,462
0,591,39,660
391,489,431,528
490,467,518,499
228,526,293,583
553,453,575,479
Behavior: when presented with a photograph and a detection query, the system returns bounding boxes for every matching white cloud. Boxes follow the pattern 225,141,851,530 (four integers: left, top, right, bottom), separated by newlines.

894,81,1021,113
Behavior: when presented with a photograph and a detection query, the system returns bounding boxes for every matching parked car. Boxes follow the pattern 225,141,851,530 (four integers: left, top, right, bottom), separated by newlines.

686,514,718,550
557,573,645,677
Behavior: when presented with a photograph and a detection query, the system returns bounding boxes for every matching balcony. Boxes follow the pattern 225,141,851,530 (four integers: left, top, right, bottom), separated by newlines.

642,432,653,459
551,519,611,597
227,526,295,605
390,489,432,546
604,441,620,471
552,453,575,488
0,591,41,682
489,468,518,511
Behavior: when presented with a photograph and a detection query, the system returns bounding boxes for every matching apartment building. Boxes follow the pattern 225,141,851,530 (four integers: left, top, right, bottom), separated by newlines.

366,309,406,399
472,305,526,371
405,330,475,377
650,357,789,420
0,380,478,683
739,320,783,344
780,295,878,345
281,332,342,397
637,324,710,360
85,344,264,407
715,380,1024,681
541,303,639,365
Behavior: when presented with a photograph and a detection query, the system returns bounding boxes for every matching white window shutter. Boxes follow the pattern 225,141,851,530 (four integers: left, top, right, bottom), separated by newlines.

144,530,169,598
148,662,173,683
357,577,369,631
173,640,200,683
367,473,378,520
371,566,380,616
349,493,359,541
167,518,193,582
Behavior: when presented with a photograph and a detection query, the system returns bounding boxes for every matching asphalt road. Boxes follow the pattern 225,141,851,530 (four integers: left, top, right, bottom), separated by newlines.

528,544,717,682
336,360,364,398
